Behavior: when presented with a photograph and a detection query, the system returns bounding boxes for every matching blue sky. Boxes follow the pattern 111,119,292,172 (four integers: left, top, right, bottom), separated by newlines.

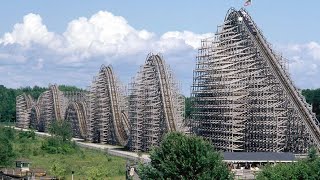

0,0,319,95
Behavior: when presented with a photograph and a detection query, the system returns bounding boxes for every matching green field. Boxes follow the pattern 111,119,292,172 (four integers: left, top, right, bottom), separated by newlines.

26,147,126,179
2,127,126,179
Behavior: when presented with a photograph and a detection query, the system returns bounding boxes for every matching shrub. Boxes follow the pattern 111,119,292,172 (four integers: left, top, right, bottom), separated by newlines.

138,132,233,180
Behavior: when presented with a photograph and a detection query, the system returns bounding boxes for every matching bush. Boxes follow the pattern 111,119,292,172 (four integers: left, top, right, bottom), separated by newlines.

40,120,77,154
138,132,233,180
0,126,15,140
48,120,72,142
0,126,16,166
41,137,78,154
85,165,109,180
0,136,15,167
50,161,67,179
18,130,35,140
256,148,320,180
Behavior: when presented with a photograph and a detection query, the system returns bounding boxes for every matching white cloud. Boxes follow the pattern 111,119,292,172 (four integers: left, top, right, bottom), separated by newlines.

0,10,212,94
160,31,213,49
0,53,26,63
33,58,44,70
1,10,319,95
0,11,211,63
0,13,59,48
306,42,320,60
279,42,320,89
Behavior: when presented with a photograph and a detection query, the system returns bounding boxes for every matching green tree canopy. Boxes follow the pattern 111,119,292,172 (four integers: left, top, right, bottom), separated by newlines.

0,137,15,167
58,85,84,92
302,88,320,119
308,146,318,162
41,120,77,154
0,126,16,166
50,161,67,180
48,120,72,142
0,84,83,123
256,147,320,180
138,132,233,180
184,96,193,119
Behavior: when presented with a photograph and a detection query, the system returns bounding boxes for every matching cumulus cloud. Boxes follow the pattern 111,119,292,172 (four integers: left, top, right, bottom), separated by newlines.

61,11,155,58
0,11,211,63
0,10,212,94
0,13,58,48
1,10,318,95
278,42,320,89
160,31,213,49
306,42,320,60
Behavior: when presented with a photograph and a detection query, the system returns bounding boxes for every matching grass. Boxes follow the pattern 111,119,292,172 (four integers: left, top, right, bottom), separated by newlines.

0,121,15,126
9,129,126,179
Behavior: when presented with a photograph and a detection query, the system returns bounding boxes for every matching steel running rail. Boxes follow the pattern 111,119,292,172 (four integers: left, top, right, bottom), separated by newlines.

105,66,128,146
237,9,320,149
153,55,176,131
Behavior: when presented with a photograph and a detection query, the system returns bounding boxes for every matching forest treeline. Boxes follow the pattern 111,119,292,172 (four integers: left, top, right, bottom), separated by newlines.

1,85,320,122
0,85,82,122
302,89,320,120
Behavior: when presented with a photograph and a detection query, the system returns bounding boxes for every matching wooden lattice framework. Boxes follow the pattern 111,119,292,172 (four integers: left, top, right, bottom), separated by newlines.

191,8,320,153
87,65,130,146
36,85,67,132
128,53,185,152
65,101,88,139
16,93,34,129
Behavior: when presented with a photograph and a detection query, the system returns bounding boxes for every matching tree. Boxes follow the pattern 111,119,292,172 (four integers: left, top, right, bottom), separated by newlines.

256,160,318,180
0,126,15,166
308,146,318,162
1,126,15,140
138,132,233,180
50,161,67,180
85,166,108,180
0,84,82,123
184,97,193,119
302,88,320,119
42,120,77,154
256,150,320,180
0,136,15,167
58,85,83,92
48,120,72,142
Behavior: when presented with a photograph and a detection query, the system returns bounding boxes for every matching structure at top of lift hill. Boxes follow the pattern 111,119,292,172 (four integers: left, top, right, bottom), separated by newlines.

191,8,320,153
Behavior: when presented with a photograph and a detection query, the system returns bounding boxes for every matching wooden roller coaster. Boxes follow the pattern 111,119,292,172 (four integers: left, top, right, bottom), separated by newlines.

87,65,130,146
128,54,185,152
16,93,34,129
191,8,320,153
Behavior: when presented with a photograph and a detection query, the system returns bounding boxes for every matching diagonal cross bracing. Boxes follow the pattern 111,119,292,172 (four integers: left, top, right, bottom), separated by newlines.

16,93,34,129
128,54,185,152
87,65,129,146
191,8,320,153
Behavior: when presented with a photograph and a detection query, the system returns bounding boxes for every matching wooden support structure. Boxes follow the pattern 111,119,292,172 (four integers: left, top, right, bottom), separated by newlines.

191,8,320,153
127,53,185,152
87,65,130,146
16,93,34,129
